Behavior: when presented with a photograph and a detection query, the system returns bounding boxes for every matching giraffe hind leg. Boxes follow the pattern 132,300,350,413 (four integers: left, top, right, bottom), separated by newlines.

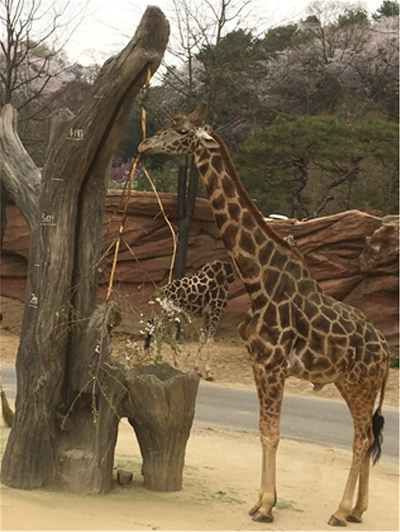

328,428,372,527
328,381,378,526
193,330,206,377
204,337,215,381
346,409,384,523
328,435,370,527
200,312,219,381
346,452,370,523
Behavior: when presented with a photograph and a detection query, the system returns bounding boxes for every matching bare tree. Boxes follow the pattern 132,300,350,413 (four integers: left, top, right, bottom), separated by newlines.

302,1,369,64
291,155,363,220
0,0,88,111
164,0,253,113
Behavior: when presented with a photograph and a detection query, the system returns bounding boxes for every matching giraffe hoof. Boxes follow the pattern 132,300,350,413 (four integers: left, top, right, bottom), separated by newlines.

251,511,274,523
248,505,259,517
205,376,215,382
346,514,362,523
328,515,347,527
196,372,203,378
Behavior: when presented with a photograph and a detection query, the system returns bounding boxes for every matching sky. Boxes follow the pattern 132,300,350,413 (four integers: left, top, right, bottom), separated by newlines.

65,0,388,66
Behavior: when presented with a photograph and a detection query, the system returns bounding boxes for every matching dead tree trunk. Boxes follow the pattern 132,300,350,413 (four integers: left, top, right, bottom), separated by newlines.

0,7,170,492
1,180,9,251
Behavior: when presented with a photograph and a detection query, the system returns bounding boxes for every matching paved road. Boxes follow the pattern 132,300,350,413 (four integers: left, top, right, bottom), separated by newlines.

195,382,399,461
2,367,398,461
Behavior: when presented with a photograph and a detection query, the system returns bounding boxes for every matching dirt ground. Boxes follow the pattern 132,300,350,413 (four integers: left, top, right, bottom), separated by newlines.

1,419,399,532
0,298,399,531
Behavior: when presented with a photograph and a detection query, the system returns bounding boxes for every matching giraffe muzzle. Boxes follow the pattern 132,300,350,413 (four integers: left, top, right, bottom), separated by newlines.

138,139,154,154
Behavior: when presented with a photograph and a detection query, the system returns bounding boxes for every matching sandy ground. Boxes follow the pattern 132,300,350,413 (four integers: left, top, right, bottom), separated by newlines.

0,301,399,531
1,419,399,531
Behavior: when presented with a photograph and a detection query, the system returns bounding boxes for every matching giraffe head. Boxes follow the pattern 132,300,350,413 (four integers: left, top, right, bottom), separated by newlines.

139,103,219,156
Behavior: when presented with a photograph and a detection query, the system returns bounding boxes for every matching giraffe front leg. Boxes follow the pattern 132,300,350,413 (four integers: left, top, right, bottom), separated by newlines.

249,431,279,522
250,368,284,523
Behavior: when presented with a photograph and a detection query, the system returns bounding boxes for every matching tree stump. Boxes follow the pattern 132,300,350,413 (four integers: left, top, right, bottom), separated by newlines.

122,363,199,492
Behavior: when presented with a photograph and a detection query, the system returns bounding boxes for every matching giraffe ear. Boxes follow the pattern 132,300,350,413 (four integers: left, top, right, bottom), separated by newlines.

196,129,219,149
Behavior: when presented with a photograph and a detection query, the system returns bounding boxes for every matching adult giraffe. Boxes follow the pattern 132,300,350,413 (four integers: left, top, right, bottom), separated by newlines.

138,104,391,526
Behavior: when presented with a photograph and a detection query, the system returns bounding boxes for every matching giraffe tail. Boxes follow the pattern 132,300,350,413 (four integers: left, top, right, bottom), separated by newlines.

370,410,384,465
369,350,390,465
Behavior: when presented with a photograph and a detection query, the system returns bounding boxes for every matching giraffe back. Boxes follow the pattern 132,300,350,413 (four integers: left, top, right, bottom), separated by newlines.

159,260,235,318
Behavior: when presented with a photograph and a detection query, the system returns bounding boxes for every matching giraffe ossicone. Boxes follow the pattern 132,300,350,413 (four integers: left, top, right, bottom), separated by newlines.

145,260,235,380
139,104,391,527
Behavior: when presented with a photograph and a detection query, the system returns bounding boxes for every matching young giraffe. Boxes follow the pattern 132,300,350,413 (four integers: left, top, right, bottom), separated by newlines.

145,260,235,380
139,104,391,526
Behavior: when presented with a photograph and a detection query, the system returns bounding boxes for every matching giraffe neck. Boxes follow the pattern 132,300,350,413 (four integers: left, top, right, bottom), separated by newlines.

193,133,312,307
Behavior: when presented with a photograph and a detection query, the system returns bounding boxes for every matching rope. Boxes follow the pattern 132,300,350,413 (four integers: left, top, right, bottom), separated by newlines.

105,65,177,299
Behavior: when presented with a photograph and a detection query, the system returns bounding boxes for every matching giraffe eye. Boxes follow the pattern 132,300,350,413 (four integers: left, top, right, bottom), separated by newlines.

178,128,188,135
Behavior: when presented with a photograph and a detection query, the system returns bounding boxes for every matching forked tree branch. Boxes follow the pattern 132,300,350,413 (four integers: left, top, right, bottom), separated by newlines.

0,103,41,230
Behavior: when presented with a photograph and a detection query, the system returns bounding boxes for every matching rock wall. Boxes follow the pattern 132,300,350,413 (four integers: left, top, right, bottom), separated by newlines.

1,190,398,353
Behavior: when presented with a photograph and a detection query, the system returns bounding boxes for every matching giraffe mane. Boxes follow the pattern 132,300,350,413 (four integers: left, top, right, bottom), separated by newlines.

211,132,304,260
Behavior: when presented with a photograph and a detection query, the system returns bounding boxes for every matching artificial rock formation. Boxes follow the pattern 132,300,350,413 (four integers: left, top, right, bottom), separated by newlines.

1,191,398,354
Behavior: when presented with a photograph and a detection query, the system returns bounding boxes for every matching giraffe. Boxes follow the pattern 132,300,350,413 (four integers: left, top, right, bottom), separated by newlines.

145,259,235,380
138,104,391,526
